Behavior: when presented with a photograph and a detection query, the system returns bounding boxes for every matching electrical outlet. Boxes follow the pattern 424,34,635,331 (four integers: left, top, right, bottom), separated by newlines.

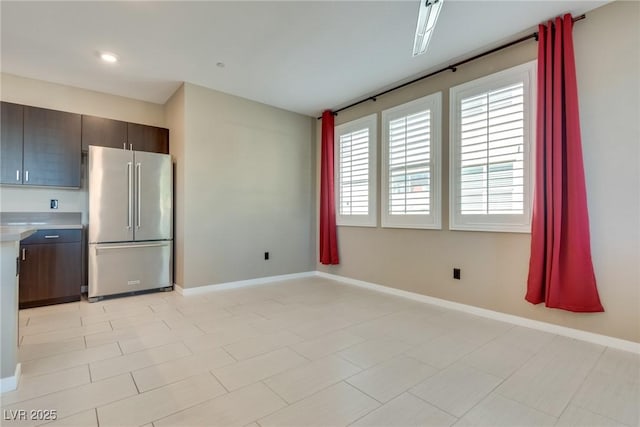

453,268,461,280
50,199,59,209
264,252,269,260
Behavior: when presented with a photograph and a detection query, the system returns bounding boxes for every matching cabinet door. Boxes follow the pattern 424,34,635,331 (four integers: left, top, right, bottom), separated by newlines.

23,106,81,187
82,115,127,151
0,102,24,185
127,123,169,154
19,242,81,309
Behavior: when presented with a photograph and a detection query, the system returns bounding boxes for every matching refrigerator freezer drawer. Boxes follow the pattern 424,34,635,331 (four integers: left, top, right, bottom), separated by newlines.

89,241,172,299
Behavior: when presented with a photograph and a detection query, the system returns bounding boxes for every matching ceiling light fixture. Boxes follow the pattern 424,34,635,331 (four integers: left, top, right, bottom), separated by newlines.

412,0,444,57
100,52,118,63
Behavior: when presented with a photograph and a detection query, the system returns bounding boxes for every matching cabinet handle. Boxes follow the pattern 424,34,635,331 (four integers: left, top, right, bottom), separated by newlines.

123,142,127,150
44,235,60,239
130,143,133,151
25,170,29,182
16,170,20,181
22,248,26,261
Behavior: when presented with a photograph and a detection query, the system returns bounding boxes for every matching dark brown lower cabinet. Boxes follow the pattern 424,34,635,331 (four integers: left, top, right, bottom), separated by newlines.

19,230,81,309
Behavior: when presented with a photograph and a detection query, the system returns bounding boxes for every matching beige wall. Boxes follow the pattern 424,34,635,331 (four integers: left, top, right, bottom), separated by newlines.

317,1,640,343
0,73,166,223
164,85,186,288
170,83,315,288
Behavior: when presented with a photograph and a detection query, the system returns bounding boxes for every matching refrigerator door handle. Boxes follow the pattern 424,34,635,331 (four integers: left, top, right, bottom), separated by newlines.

127,162,133,229
96,242,169,252
136,162,142,228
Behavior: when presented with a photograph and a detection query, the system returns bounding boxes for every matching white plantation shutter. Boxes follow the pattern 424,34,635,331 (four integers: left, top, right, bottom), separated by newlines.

389,112,430,214
382,93,441,229
339,128,370,215
335,114,377,226
460,83,524,214
450,62,535,232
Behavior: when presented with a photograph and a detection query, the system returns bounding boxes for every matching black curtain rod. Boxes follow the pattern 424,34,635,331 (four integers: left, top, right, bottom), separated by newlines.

317,14,586,120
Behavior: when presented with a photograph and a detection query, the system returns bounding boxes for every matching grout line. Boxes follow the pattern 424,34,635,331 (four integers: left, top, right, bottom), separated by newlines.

2,365,93,405
570,401,633,426
116,341,124,356
555,345,607,421
260,379,290,405
218,346,238,363
333,352,368,372
407,389,460,419
493,392,561,421
285,345,312,362
130,372,141,394
221,345,239,362
341,379,386,406
209,371,230,393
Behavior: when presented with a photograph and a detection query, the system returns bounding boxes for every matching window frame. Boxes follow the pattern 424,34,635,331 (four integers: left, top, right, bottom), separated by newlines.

381,93,442,229
334,114,377,227
449,61,536,233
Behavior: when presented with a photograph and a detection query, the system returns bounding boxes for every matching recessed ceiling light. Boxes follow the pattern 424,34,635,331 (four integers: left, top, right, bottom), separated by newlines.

100,52,118,63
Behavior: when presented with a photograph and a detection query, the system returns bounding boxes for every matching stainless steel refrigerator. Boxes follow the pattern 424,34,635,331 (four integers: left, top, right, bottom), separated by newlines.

88,146,172,301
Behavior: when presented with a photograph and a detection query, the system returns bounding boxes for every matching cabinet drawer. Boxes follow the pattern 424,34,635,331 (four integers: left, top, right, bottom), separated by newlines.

21,229,81,245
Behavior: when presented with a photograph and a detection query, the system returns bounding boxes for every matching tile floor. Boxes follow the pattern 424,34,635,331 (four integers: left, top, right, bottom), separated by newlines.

1,276,638,427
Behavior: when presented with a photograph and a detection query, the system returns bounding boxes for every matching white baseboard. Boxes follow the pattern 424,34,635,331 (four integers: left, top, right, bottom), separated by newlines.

0,363,21,393
315,271,640,354
175,271,316,296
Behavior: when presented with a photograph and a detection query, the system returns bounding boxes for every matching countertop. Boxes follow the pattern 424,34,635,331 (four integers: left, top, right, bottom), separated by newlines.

0,226,36,242
0,223,82,230
0,212,83,232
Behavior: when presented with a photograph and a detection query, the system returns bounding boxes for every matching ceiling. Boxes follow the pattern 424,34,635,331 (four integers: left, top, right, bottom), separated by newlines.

1,1,608,117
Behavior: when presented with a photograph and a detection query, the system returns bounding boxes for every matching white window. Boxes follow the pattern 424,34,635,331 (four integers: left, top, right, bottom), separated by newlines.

449,61,535,232
335,114,377,227
381,93,442,229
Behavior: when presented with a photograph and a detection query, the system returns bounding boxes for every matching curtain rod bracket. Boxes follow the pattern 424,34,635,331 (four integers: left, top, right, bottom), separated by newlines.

534,32,539,42
450,66,457,72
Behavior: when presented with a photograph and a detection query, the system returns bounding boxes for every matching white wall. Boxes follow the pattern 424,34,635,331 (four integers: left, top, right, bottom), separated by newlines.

164,85,186,288
317,1,640,342
0,73,166,223
169,83,315,288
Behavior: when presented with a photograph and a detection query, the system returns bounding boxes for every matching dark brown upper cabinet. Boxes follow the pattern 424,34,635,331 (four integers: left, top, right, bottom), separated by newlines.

127,122,169,154
0,102,81,188
82,115,169,154
81,115,127,151
23,106,82,187
0,102,24,185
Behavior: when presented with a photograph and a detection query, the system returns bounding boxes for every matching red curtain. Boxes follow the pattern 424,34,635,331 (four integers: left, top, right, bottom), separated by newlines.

526,15,603,312
319,110,339,265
